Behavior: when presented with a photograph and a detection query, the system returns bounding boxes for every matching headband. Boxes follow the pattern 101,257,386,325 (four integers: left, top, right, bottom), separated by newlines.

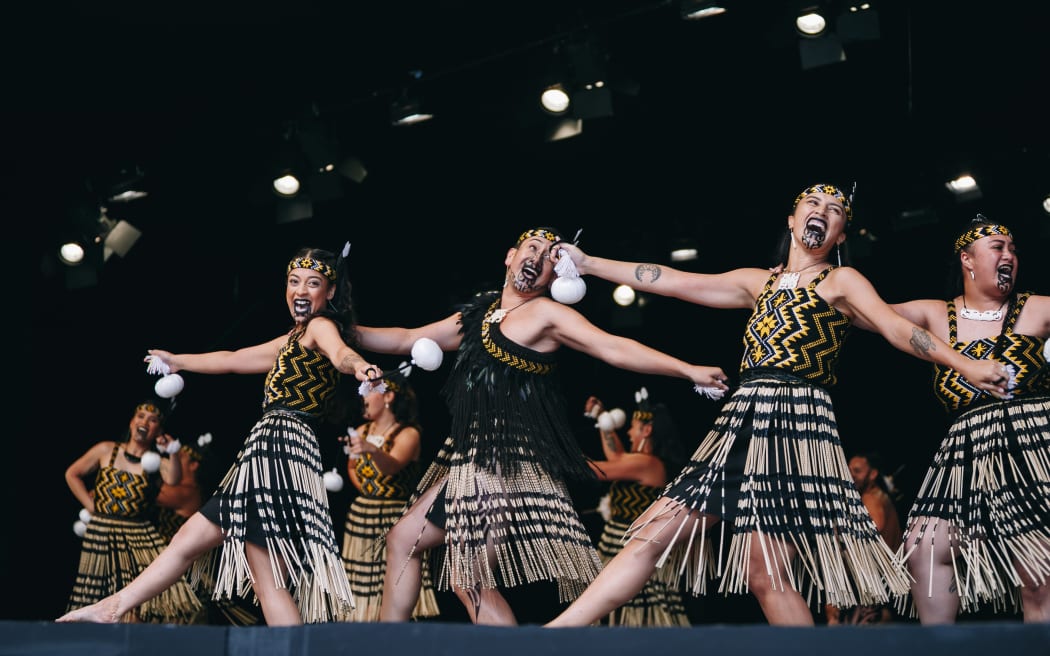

287,256,337,282
792,183,853,223
953,222,1012,254
515,228,562,246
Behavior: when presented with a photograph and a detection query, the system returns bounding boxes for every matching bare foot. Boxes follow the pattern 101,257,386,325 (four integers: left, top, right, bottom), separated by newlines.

56,595,122,623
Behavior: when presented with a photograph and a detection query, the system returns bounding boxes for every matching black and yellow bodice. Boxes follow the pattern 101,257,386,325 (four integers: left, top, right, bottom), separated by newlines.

934,292,1049,412
740,268,851,386
608,480,661,523
262,330,339,417
93,443,161,519
353,425,422,499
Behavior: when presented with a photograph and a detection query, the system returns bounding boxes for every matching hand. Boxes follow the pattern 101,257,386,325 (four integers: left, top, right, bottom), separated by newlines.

965,359,1012,399
357,362,383,382
145,349,179,373
583,396,603,418
691,365,730,392
550,242,587,272
347,434,377,459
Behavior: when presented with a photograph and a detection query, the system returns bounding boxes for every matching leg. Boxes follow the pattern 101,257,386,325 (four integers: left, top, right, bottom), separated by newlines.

450,539,517,626
746,530,814,626
57,513,224,622
244,541,301,626
1018,539,1050,623
905,516,960,625
546,497,708,628
379,484,446,622
453,585,517,626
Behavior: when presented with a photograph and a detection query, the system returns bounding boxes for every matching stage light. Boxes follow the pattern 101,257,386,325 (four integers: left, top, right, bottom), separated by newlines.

59,241,85,265
680,1,726,20
273,172,301,197
390,91,433,126
540,85,571,114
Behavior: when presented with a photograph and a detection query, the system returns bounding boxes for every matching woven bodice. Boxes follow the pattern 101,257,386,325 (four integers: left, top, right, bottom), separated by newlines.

263,331,339,416
92,443,160,518
608,480,661,522
934,292,1049,411
740,268,851,386
353,424,422,499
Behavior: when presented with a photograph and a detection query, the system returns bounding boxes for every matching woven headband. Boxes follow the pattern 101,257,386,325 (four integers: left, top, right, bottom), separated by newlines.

953,223,1012,254
793,184,853,223
287,256,337,282
516,229,562,246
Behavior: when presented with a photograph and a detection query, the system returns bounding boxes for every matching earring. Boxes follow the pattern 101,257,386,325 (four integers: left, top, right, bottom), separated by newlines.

836,244,842,267
969,269,975,280
790,229,797,249
384,402,390,409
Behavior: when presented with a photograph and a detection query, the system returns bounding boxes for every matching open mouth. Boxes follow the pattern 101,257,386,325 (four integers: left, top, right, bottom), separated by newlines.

804,217,828,237
520,262,540,282
136,426,148,439
293,299,312,316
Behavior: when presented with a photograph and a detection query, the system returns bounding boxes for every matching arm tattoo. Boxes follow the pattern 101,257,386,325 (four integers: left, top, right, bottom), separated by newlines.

603,434,622,453
908,327,935,358
634,263,662,284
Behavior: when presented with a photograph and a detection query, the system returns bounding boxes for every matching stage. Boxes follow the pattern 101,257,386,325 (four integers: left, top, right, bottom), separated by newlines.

2,620,1048,656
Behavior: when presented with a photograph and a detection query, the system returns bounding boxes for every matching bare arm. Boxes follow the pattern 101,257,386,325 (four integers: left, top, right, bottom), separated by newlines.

305,317,380,380
65,442,111,511
831,268,1010,395
348,426,421,476
356,313,464,355
146,336,288,376
545,302,729,390
555,243,762,310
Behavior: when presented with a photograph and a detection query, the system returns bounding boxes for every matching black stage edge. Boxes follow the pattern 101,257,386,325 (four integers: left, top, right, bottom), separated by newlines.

2,620,1049,656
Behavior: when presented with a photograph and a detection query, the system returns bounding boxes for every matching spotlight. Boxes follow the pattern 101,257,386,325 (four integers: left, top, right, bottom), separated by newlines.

540,84,571,114
945,174,982,201
390,91,433,126
1042,193,1050,215
59,241,85,265
680,0,726,20
796,4,829,36
273,172,301,197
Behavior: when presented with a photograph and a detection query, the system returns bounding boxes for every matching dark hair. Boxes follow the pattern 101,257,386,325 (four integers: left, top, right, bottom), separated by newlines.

288,246,359,347
386,375,420,426
648,403,687,475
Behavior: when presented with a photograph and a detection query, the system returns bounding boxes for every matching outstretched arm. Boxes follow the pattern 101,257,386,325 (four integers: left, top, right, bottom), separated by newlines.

546,302,730,392
833,268,1010,396
145,335,288,376
554,243,761,310
356,313,464,355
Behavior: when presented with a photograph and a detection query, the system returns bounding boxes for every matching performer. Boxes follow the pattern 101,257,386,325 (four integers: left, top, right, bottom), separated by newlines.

545,184,1011,626
341,367,439,621
892,214,1050,623
586,388,691,627
355,226,729,625
64,399,200,623
58,245,381,626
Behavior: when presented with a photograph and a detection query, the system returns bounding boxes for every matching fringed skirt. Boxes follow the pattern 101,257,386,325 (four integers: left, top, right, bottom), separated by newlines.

597,517,690,627
898,395,1050,616
628,372,911,610
192,409,354,623
407,436,603,603
67,514,202,623
342,496,439,621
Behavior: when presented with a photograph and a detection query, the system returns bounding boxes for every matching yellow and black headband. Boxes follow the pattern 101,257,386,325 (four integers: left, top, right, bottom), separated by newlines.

792,183,853,224
516,228,562,246
287,256,337,282
953,220,1012,254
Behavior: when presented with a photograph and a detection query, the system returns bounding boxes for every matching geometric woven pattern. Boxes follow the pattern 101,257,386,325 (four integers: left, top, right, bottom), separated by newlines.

741,269,850,386
935,292,1049,411
263,333,338,413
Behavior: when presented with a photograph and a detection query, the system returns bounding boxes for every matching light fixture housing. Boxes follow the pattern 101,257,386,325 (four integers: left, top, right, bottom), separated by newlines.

680,1,726,20
390,93,433,126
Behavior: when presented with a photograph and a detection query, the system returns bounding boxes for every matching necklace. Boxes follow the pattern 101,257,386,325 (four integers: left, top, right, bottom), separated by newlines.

122,445,143,463
959,297,1007,321
371,419,397,436
778,262,826,290
486,296,538,324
